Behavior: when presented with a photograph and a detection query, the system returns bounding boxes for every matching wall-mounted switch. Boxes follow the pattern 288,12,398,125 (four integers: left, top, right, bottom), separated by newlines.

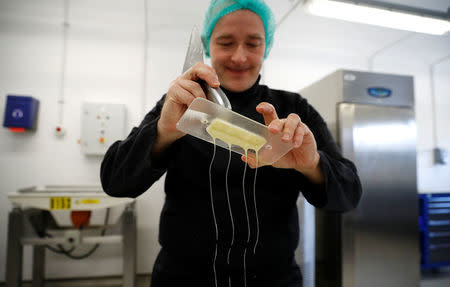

80,102,126,155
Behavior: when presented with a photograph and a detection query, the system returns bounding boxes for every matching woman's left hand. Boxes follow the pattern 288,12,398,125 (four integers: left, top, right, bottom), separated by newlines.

241,102,324,184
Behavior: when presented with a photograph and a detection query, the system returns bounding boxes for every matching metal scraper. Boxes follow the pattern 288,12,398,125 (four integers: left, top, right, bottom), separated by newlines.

182,26,232,110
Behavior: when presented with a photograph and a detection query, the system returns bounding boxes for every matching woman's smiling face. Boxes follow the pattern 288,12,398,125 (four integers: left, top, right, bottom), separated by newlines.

209,9,266,92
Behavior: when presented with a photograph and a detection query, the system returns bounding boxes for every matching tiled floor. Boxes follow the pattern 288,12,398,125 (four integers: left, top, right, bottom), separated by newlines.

2,270,450,287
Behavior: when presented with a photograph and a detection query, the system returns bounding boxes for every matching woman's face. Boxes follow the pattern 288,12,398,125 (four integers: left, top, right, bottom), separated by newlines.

209,9,266,93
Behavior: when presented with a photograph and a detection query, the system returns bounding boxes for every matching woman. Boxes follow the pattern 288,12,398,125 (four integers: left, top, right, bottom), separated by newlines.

101,1,362,286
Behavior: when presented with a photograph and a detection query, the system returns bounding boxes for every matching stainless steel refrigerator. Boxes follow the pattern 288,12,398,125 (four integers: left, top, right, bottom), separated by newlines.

296,69,420,287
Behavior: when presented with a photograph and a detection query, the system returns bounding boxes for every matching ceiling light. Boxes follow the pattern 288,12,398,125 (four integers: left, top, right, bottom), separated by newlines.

304,0,450,35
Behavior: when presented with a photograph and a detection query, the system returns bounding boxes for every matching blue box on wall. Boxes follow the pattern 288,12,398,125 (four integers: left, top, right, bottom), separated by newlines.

3,95,40,131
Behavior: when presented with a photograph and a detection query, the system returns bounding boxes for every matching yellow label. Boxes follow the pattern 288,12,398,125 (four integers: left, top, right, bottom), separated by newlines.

50,197,72,210
80,199,99,204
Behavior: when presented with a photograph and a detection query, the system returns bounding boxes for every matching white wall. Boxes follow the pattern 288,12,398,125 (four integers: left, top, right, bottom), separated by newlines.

0,0,174,281
1,0,449,282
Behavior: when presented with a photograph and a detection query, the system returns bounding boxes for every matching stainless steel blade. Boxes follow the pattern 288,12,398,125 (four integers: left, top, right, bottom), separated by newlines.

182,26,204,73
182,26,232,110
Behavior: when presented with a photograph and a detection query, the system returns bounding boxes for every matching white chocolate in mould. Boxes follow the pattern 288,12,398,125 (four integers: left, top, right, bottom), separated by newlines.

206,119,267,152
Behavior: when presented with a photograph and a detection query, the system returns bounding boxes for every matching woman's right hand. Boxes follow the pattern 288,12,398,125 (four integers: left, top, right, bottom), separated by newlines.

152,63,221,156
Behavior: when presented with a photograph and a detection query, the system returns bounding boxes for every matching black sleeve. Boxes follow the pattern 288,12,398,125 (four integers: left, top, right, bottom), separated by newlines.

295,96,362,212
100,95,168,198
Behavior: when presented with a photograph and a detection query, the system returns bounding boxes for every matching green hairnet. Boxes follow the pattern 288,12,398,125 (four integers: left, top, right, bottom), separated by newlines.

201,0,276,59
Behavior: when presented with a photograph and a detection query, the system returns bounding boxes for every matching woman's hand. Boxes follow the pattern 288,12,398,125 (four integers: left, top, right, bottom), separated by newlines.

242,102,324,185
152,63,220,156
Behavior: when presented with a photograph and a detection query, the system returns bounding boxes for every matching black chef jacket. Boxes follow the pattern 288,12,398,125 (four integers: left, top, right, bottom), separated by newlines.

100,76,362,287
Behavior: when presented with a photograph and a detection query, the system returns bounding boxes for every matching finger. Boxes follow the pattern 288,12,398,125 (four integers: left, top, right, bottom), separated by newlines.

241,154,268,169
281,113,301,142
268,119,285,134
178,79,207,100
184,63,220,88
293,123,306,148
256,102,279,126
168,81,196,106
241,155,255,168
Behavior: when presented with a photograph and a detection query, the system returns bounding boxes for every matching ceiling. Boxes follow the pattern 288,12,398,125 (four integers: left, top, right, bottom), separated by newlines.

147,0,450,64
361,0,450,11
1,0,448,66
147,0,450,29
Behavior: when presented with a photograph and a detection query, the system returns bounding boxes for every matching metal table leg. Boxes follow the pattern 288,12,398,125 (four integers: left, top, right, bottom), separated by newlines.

122,204,136,287
32,245,45,287
6,208,24,287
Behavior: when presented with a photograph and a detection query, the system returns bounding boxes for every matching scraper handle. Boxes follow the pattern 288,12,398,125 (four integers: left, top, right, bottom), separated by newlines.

197,79,232,110
207,86,232,110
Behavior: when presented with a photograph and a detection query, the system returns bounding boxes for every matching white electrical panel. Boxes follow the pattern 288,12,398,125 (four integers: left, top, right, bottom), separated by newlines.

80,102,126,155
